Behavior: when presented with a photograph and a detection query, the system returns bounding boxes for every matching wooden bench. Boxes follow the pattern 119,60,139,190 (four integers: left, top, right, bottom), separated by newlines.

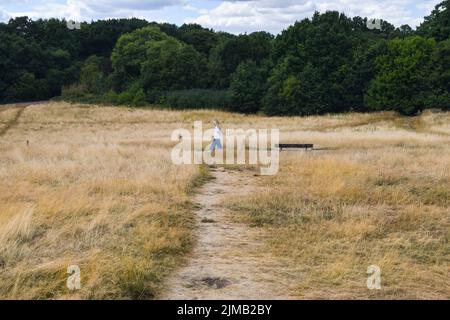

276,144,314,151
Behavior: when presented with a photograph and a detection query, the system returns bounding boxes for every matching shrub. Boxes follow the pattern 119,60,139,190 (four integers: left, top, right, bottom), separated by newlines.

117,91,134,105
117,84,148,106
132,89,147,106
5,72,49,102
424,91,450,110
61,83,88,99
104,90,119,104
164,89,231,110
80,56,109,94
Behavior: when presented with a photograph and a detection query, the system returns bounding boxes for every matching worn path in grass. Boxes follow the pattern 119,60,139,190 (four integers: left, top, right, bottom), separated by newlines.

0,102,47,136
0,105,28,137
161,168,295,300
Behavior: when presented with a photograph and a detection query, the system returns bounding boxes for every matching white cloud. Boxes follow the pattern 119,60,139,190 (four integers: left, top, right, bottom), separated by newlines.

1,0,441,34
187,0,316,34
77,0,184,13
0,8,10,22
6,0,186,21
187,0,441,34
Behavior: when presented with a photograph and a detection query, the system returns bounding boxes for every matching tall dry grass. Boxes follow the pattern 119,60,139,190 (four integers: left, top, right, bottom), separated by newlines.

1,102,448,299
227,110,450,299
0,102,211,299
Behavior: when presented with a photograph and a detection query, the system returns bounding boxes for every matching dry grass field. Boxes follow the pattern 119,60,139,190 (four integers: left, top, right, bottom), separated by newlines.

0,101,449,299
0,102,210,299
228,111,450,299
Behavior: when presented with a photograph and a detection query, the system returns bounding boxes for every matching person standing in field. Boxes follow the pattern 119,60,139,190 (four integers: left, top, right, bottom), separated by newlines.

210,120,222,156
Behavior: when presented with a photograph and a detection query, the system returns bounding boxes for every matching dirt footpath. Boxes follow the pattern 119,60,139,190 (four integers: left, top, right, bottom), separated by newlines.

161,168,295,300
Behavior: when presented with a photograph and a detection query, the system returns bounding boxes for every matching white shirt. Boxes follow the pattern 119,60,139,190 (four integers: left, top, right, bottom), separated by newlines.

213,126,222,139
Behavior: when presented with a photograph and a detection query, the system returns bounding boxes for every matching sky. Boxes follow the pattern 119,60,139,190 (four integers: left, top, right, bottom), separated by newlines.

0,0,442,34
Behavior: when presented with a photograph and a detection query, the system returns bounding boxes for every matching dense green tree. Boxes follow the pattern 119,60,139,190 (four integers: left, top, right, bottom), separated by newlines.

229,60,267,113
140,37,206,90
5,16,39,41
44,48,75,96
0,30,50,102
111,26,171,90
79,19,149,58
39,18,81,58
332,39,389,111
79,56,109,94
178,24,219,56
398,24,413,35
272,11,360,113
365,36,436,115
418,0,450,41
0,8,448,115
112,26,205,92
263,56,323,115
208,32,273,88
0,32,29,94
427,40,450,109
5,72,48,101
156,23,180,38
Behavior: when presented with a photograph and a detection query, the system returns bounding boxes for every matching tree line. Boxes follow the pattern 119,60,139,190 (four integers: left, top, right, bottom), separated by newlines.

0,0,449,115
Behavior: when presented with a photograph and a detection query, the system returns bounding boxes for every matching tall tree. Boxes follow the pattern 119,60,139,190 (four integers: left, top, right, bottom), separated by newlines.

229,60,267,113
365,36,437,115
208,32,273,88
427,40,450,109
112,26,205,91
418,0,450,41
178,24,219,56
111,26,170,90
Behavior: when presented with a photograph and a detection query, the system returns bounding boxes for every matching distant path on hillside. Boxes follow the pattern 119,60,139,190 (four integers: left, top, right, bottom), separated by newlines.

0,105,29,137
160,168,294,300
0,101,47,136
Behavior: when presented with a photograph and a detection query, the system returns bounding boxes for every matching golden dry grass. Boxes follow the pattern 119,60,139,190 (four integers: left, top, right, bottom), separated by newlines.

0,102,211,299
227,110,450,299
0,102,448,299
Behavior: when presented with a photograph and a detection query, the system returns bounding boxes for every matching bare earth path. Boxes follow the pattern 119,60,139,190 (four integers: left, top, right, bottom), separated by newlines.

0,104,29,136
0,101,47,136
161,168,295,300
